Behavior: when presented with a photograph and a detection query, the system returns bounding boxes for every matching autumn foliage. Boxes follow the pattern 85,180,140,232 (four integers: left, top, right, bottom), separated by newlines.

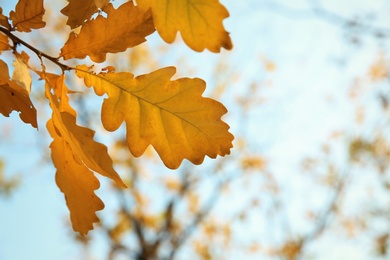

0,0,233,235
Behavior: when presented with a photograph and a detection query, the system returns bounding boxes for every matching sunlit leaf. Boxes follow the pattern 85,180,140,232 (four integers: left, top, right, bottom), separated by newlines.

76,65,234,169
48,117,104,235
44,74,126,234
137,0,233,52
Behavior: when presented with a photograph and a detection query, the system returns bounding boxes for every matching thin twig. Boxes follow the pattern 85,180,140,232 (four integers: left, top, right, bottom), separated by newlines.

0,26,73,71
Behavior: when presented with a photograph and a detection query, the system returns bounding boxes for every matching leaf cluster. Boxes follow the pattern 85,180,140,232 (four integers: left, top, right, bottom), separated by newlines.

0,0,234,234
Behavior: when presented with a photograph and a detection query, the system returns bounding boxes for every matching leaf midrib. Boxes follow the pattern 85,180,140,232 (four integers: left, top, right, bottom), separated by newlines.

82,68,224,141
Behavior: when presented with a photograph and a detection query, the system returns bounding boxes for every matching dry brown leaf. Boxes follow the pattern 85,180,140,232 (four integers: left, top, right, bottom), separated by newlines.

60,2,155,63
76,65,234,169
0,59,37,128
10,0,46,32
43,73,76,115
45,74,125,187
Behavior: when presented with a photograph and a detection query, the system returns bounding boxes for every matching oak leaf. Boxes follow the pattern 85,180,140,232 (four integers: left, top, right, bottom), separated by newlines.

137,0,233,52
0,60,37,128
12,52,32,93
60,0,109,29
0,33,11,51
9,0,46,32
0,8,11,29
76,65,234,169
48,118,104,235
44,74,126,234
43,73,76,115
60,2,155,63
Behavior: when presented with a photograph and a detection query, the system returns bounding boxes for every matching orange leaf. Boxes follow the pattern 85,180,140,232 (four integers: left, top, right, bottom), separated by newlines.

60,0,106,29
45,74,125,187
44,75,126,234
9,0,46,32
137,0,232,52
76,65,234,169
48,118,104,235
60,2,155,63
0,60,37,128
0,32,11,51
44,73,77,115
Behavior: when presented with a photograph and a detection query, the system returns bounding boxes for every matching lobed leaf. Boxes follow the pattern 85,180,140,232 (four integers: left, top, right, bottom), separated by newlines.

137,0,233,52
76,65,234,169
48,117,104,235
60,0,109,29
44,74,126,234
60,2,155,63
0,33,11,51
9,0,46,32
0,60,37,128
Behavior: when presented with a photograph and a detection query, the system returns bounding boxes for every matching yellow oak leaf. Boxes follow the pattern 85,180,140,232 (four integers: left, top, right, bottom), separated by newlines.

60,2,155,63
75,65,234,169
61,0,104,29
44,75,126,234
12,52,32,93
0,32,11,51
137,0,233,52
0,8,11,29
9,0,46,32
0,60,37,128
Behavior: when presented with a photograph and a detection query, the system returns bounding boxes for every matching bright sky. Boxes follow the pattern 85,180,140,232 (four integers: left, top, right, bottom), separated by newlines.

0,0,390,259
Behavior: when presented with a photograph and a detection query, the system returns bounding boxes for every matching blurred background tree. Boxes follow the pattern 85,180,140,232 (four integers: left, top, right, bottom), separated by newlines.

1,0,390,259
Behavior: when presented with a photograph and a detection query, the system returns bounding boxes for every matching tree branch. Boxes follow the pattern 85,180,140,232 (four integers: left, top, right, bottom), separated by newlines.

0,26,73,71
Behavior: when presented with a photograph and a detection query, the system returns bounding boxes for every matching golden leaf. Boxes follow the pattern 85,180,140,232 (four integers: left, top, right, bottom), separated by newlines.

0,60,37,128
0,32,11,51
61,0,99,29
44,74,126,234
9,0,46,32
60,2,155,63
12,52,32,93
137,0,233,52
43,73,76,115
76,65,234,169
48,118,104,235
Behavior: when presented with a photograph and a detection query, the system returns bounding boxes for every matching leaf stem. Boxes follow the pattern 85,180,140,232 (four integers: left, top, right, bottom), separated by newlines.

0,26,73,71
